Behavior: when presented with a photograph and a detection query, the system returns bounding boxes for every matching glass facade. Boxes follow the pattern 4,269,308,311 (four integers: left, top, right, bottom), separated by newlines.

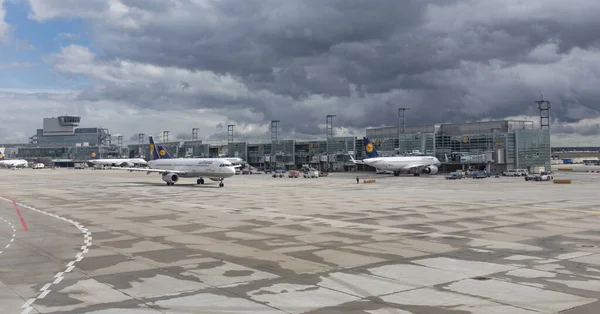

228,142,248,161
18,146,101,160
10,117,549,172
271,140,295,167
364,121,548,172
35,128,102,145
515,129,551,171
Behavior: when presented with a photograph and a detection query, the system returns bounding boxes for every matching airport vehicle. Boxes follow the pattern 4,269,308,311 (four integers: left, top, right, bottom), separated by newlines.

111,137,238,187
445,172,463,180
472,171,490,179
0,154,28,168
288,170,300,178
525,172,554,181
349,137,441,176
502,169,528,177
32,163,45,169
303,167,319,178
536,172,554,181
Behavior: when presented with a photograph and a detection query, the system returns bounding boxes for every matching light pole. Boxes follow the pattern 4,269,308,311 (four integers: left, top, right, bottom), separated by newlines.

398,108,410,155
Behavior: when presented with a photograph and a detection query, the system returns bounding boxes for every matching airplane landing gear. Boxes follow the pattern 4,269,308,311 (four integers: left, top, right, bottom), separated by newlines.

166,182,174,186
219,179,224,188
413,173,420,176
197,178,205,184
394,171,400,176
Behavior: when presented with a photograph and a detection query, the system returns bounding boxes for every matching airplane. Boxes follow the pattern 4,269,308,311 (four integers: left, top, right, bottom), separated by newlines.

0,153,28,168
349,137,442,176
110,136,239,187
87,153,148,168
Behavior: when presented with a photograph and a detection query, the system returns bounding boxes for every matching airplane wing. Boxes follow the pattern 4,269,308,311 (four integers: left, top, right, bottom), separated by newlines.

348,154,364,164
110,167,188,175
402,163,428,171
233,165,242,168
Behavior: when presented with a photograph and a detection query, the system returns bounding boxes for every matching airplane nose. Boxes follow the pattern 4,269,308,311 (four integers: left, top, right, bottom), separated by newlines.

229,167,236,174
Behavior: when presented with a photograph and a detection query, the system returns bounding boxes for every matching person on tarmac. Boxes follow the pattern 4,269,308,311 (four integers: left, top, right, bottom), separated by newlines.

356,176,360,184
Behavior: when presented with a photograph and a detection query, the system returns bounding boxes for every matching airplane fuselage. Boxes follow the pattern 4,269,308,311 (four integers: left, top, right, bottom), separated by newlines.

88,158,147,166
148,158,235,179
0,160,28,168
364,156,440,172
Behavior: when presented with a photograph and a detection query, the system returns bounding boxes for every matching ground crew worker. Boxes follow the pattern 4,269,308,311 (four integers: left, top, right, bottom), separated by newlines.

356,176,360,184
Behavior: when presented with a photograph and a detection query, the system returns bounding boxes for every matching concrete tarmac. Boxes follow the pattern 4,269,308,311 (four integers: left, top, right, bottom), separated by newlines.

0,168,599,313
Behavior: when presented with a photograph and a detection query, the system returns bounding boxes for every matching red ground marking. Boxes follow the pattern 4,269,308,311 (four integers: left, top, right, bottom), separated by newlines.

0,195,28,232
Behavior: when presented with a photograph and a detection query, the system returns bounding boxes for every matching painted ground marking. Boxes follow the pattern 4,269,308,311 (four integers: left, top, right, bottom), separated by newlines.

0,196,92,314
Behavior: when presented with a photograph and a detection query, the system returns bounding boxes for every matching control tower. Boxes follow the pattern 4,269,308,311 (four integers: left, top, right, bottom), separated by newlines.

42,116,81,136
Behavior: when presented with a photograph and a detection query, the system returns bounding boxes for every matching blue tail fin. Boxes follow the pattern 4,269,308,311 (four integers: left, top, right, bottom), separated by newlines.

90,151,100,159
363,137,379,158
156,145,173,159
0,152,4,160
149,136,161,160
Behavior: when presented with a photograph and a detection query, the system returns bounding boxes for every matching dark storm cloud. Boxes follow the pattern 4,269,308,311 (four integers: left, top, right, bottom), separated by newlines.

36,0,600,138
554,123,600,136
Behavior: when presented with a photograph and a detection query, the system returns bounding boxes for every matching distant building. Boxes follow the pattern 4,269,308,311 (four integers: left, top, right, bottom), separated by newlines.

366,120,551,173
2,116,550,172
4,116,119,162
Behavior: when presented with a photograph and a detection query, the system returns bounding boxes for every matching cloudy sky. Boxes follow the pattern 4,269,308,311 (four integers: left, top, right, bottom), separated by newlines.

1,0,600,145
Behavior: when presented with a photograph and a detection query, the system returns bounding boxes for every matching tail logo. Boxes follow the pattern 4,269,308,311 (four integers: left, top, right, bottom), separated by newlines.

159,149,166,156
0,153,3,159
91,152,96,158
150,143,155,154
365,143,374,153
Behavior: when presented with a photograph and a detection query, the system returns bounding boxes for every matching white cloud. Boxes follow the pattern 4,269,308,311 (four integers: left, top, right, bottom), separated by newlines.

10,0,600,147
0,88,239,144
25,0,107,22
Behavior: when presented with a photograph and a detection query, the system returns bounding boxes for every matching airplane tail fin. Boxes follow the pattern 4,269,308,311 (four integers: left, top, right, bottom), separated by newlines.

0,154,4,160
156,145,173,159
90,151,100,159
363,137,379,158
149,136,161,160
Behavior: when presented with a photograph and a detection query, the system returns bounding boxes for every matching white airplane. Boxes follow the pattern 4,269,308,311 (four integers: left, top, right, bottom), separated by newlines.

349,137,442,176
111,137,239,187
224,157,244,164
0,153,28,168
87,155,148,167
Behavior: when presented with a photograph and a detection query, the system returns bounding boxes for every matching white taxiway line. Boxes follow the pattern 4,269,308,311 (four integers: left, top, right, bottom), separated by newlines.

0,216,16,256
0,197,92,314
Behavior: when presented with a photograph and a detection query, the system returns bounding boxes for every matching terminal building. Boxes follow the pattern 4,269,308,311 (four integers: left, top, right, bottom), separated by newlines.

0,116,120,165
366,120,551,173
1,116,551,173
126,120,551,174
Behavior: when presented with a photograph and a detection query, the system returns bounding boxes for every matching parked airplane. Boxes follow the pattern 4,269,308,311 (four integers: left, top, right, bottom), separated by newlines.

87,153,148,167
111,137,239,187
349,137,442,176
0,153,28,168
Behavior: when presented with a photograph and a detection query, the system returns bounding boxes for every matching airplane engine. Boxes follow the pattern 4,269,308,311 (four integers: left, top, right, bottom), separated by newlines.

423,165,439,175
162,173,179,184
